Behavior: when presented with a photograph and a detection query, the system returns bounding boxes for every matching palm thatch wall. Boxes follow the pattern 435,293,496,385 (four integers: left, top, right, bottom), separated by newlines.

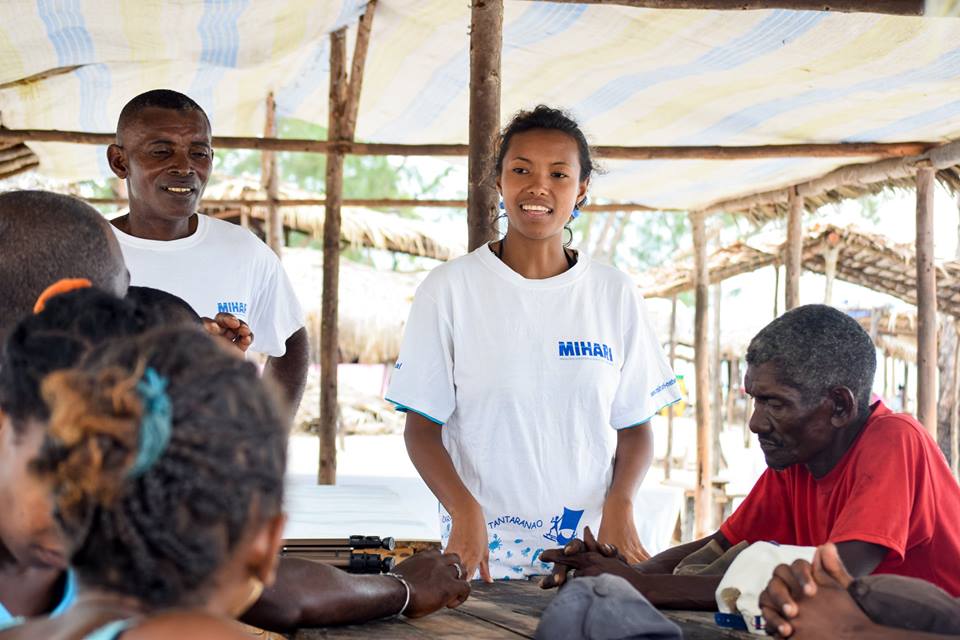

203,179,465,261
641,224,960,318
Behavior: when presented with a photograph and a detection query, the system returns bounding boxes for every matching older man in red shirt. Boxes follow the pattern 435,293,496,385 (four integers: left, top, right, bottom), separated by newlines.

541,304,960,610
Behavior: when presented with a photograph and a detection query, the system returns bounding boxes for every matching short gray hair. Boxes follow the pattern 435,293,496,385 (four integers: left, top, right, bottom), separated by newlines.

746,305,876,413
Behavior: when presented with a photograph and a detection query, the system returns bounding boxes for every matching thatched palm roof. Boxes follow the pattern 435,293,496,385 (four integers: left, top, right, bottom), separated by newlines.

706,165,960,226
0,137,38,180
640,224,960,318
202,179,465,262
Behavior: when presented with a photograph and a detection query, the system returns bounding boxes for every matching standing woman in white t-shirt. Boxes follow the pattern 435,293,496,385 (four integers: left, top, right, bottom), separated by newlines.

387,106,680,582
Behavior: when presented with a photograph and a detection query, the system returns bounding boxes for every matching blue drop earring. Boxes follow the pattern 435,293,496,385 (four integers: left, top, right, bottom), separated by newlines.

498,199,505,211
572,196,586,219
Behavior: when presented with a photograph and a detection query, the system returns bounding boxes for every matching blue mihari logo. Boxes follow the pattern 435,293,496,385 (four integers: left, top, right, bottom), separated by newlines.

216,301,248,315
558,340,613,363
543,507,585,546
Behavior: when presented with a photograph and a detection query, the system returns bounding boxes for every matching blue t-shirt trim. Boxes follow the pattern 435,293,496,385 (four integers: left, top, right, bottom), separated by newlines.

384,398,445,426
0,568,77,626
616,397,683,430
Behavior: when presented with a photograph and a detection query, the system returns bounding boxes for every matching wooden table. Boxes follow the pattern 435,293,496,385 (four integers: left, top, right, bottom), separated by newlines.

292,580,754,639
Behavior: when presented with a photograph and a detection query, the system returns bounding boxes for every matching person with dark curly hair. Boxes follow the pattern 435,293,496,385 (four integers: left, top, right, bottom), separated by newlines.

389,106,680,581
1,326,289,638
0,287,470,633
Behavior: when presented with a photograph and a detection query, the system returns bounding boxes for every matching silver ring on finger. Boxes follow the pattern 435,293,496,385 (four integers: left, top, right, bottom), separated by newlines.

453,562,464,580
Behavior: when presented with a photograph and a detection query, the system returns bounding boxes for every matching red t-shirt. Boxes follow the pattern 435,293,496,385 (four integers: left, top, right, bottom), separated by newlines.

720,402,960,596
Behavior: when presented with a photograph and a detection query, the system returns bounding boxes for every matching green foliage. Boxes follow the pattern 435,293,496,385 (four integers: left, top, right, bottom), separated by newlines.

213,116,455,214
627,211,691,270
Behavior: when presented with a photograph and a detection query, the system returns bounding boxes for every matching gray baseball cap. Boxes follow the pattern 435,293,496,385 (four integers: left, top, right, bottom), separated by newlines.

535,574,682,640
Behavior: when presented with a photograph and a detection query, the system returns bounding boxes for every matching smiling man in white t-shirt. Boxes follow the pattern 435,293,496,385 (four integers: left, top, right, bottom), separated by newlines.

106,89,308,411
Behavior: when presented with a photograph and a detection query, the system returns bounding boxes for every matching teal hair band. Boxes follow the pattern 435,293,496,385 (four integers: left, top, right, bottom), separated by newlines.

129,367,172,477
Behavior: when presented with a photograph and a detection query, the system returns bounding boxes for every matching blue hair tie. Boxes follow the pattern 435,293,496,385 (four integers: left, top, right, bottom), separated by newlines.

129,367,172,477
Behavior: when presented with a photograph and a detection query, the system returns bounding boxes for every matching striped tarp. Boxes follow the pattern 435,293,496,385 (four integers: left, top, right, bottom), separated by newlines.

2,1,960,210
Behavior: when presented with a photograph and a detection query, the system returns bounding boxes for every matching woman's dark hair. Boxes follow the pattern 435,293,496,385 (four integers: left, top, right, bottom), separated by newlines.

0,288,149,433
495,105,595,187
33,327,288,609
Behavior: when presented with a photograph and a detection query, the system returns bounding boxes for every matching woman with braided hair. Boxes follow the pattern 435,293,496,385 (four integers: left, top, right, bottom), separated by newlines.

2,326,289,639
0,285,470,635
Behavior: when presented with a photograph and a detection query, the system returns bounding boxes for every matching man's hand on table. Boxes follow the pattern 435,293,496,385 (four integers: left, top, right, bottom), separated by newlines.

393,550,471,617
201,312,253,352
759,542,865,639
540,526,637,589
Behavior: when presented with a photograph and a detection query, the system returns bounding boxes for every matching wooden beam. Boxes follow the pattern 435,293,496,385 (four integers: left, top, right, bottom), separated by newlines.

531,0,931,16
785,187,803,310
83,196,668,213
263,92,283,256
468,0,503,251
0,128,934,159
691,211,713,538
916,167,938,437
592,142,931,160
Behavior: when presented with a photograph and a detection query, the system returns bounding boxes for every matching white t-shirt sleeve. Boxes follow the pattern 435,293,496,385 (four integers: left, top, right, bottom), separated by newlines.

248,250,305,357
385,283,455,425
609,288,681,429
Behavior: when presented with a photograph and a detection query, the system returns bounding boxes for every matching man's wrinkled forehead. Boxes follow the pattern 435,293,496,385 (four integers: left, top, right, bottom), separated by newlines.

117,107,211,146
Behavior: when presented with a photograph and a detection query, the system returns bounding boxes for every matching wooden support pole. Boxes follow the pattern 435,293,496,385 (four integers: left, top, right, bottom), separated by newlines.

318,2,377,485
319,29,348,486
263,92,283,256
785,187,803,310
772,263,781,318
822,243,841,305
531,0,943,16
938,318,958,465
467,0,503,251
691,211,713,538
664,295,677,480
711,283,725,475
916,166,938,438
0,128,934,159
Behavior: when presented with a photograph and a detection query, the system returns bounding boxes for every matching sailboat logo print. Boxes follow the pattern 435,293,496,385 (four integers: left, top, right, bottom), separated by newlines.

543,507,584,545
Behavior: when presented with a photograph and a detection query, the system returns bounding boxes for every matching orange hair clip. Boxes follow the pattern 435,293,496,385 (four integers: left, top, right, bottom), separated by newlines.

33,278,93,314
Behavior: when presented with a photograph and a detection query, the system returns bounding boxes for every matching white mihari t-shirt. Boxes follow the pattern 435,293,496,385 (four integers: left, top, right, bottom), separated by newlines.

387,244,680,579
113,214,304,357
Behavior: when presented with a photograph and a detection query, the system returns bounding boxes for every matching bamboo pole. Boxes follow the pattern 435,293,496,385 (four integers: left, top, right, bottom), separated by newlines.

691,211,713,538
664,295,677,480
263,93,282,256
531,0,933,15
916,166,938,438
468,0,503,250
0,129,934,159
785,187,803,310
